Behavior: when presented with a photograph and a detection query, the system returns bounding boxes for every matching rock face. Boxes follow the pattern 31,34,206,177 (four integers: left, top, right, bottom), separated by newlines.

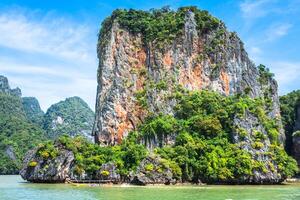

43,97,94,140
0,75,22,97
233,111,284,183
20,141,122,183
131,156,175,185
22,97,45,126
20,147,75,183
96,163,121,183
93,8,283,146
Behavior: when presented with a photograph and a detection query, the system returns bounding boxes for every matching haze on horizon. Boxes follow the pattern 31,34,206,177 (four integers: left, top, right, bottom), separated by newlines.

0,0,299,111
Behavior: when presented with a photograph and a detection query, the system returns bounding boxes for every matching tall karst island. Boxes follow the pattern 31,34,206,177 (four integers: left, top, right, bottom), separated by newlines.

21,7,298,185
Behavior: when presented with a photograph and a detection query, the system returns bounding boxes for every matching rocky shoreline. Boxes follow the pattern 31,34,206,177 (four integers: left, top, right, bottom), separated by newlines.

20,144,294,185
20,140,177,185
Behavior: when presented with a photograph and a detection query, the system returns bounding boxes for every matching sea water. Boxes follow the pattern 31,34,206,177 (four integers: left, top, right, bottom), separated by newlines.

0,175,300,200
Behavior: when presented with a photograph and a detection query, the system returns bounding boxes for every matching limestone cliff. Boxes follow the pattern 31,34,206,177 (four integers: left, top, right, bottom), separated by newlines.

0,75,21,97
92,7,283,146
20,145,74,183
22,97,45,127
44,97,94,140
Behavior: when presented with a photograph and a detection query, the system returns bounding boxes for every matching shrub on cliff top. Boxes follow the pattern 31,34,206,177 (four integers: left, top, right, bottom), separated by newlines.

99,6,221,49
258,64,274,85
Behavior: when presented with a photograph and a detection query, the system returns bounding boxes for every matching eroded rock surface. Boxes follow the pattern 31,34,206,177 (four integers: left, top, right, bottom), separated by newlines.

92,9,283,146
20,147,75,183
233,111,284,183
131,156,175,185
96,163,121,183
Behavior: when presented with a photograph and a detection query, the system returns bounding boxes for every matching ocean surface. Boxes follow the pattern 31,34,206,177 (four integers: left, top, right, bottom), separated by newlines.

0,175,300,200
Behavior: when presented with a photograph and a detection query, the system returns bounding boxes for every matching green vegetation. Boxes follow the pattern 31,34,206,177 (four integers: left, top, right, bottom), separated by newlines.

100,170,110,176
99,6,221,49
258,64,274,85
22,97,44,127
280,90,300,154
204,28,226,58
42,134,148,178
0,76,96,174
145,90,296,182
28,161,38,167
43,96,94,139
145,163,154,171
37,90,297,183
37,141,59,159
293,131,300,137
135,89,148,108
0,93,46,174
141,115,178,147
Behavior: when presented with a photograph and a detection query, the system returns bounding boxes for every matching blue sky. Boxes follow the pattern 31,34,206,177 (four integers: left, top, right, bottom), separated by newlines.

0,0,299,111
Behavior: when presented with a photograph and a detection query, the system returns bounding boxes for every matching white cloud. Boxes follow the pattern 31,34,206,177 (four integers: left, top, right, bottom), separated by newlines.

0,8,98,111
240,0,275,19
248,46,262,59
11,76,97,112
0,8,96,63
0,57,97,111
0,63,60,77
240,0,300,21
265,23,292,41
243,22,292,64
268,61,300,95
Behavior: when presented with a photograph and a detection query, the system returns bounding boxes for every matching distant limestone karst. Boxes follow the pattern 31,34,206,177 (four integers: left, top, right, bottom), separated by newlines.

43,96,94,140
0,75,94,174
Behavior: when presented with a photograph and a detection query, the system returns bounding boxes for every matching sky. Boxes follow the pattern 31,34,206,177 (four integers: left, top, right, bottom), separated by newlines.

0,0,300,111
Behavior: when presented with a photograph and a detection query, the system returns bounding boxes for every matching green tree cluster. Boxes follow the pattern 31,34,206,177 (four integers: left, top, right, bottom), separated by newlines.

138,90,297,182
36,90,298,183
22,97,45,126
258,64,274,85
0,93,46,174
48,134,148,178
280,90,300,154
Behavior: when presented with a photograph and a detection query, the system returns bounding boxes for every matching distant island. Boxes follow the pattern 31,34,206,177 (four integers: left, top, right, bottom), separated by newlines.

1,6,299,185
0,75,94,174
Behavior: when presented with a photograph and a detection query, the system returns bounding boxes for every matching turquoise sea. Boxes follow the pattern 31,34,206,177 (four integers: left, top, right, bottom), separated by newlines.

0,175,300,200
